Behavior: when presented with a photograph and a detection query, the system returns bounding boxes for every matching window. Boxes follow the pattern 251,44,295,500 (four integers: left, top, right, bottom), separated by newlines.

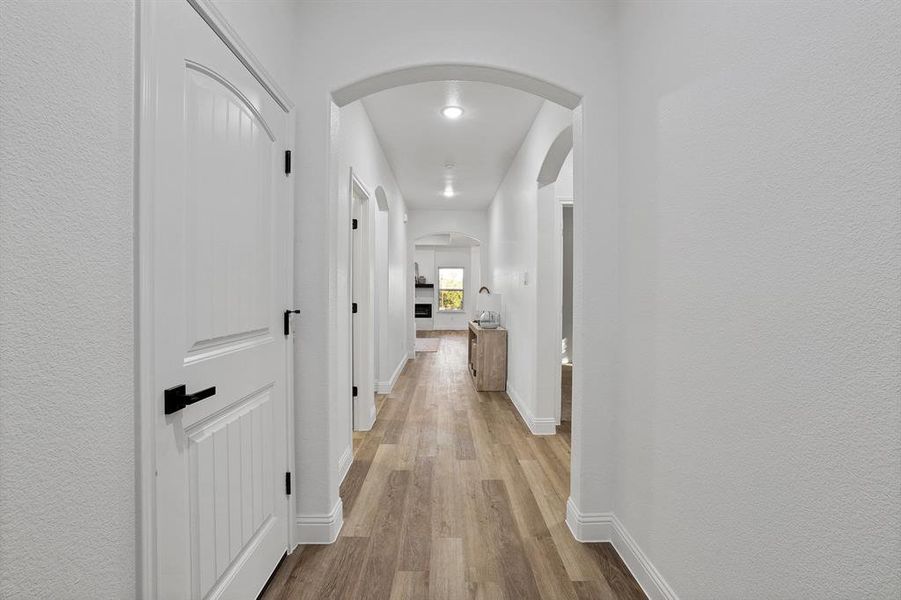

438,267,464,311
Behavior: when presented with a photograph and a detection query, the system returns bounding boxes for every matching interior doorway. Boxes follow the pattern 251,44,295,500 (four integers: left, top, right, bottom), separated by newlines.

350,170,376,431
560,202,574,439
413,232,481,336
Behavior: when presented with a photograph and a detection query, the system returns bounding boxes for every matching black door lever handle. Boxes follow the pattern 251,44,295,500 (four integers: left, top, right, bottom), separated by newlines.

284,309,301,336
164,384,216,415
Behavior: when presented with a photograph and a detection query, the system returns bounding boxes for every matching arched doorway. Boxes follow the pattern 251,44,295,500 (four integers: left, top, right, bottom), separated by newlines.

329,63,585,506
306,61,602,552
412,232,482,337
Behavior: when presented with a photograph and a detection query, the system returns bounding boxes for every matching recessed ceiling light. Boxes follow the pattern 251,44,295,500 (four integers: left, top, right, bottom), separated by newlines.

443,185,455,198
441,106,464,120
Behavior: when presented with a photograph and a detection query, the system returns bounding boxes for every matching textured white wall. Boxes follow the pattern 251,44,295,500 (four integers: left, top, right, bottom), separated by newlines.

489,101,572,421
0,2,136,598
615,2,901,597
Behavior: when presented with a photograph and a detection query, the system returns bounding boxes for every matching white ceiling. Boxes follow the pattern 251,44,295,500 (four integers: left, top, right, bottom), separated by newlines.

361,81,544,210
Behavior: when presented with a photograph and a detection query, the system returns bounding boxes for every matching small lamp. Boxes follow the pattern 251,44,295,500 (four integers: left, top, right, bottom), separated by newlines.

476,287,502,329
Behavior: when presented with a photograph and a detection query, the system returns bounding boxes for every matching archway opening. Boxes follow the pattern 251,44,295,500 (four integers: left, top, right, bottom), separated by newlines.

413,232,481,336
328,64,586,550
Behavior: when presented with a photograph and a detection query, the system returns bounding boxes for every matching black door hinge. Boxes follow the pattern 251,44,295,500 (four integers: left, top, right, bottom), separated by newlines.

283,309,300,336
352,218,358,230
352,302,358,314
285,472,292,495
352,386,358,397
284,150,292,175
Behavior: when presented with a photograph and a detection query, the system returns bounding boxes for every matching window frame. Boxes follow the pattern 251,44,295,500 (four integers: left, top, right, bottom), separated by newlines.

437,266,465,312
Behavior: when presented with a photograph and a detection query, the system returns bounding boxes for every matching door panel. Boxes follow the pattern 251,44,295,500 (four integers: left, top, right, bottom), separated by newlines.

188,386,275,597
149,2,291,599
184,61,273,359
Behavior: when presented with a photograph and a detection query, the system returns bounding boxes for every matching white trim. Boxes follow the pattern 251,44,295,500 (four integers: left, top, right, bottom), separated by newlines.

185,0,293,111
295,499,344,545
331,64,581,109
565,497,615,542
136,4,157,597
506,383,556,435
565,498,679,600
338,445,353,485
136,2,296,596
376,355,408,394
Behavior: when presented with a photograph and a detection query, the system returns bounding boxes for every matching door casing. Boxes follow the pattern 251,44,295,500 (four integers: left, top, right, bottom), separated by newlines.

349,169,376,432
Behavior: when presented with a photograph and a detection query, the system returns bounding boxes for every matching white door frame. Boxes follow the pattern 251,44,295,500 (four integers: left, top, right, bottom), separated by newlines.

349,168,376,431
136,1,296,597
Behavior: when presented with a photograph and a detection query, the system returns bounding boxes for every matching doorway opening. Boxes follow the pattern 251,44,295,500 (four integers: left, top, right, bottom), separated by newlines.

350,170,376,433
414,232,481,341
319,67,588,563
561,199,574,442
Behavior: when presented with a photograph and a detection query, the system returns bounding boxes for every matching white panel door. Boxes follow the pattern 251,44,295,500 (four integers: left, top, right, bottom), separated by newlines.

149,3,291,599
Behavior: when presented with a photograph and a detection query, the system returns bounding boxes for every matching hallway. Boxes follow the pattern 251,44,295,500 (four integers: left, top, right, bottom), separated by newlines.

262,332,645,599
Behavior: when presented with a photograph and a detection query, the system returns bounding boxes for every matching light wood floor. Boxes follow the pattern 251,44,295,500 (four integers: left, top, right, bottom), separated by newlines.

262,331,645,600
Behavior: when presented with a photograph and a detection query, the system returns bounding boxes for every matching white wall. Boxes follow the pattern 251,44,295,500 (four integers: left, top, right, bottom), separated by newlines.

614,2,901,597
488,101,572,426
0,3,136,597
414,245,478,330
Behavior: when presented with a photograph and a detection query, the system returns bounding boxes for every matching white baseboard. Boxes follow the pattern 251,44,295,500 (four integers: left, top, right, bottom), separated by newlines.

565,498,679,600
565,497,616,541
376,355,408,394
506,383,556,435
296,498,343,545
338,445,353,484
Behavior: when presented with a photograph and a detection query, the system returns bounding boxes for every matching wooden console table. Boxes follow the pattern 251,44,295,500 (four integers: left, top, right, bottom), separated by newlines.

467,322,507,392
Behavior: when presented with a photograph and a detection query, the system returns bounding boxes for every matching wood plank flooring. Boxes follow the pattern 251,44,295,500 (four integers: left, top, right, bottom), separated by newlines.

262,331,645,600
